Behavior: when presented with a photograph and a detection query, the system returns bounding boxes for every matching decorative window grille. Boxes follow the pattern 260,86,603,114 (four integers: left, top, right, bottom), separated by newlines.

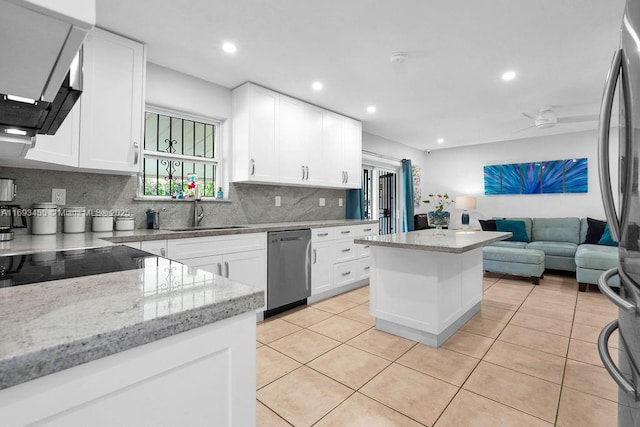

142,109,219,197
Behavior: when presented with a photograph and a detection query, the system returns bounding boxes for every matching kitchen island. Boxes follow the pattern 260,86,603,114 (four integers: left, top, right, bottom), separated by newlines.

354,229,510,347
0,246,263,426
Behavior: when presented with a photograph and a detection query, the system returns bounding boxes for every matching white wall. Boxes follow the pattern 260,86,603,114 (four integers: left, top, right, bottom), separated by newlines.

423,129,619,228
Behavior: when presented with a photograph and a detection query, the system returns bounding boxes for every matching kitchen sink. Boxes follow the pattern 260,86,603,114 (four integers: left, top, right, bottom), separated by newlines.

165,226,249,232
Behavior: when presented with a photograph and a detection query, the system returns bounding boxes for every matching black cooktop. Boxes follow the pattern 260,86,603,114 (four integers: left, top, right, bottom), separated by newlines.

0,245,158,288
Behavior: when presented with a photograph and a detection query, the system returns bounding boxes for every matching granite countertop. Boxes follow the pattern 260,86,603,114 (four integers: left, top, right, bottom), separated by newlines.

0,219,378,256
0,253,264,390
354,229,512,254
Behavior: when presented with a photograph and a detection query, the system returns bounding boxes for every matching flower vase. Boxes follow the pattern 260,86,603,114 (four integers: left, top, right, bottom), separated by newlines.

427,211,450,236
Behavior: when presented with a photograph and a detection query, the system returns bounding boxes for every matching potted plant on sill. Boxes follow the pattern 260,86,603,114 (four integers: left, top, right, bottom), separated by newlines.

423,193,454,236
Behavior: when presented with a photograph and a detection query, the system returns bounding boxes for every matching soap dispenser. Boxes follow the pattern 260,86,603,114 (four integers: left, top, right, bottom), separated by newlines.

216,187,224,199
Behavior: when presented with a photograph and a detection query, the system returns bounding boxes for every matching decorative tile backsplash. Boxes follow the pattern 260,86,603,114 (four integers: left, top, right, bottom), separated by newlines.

0,167,346,230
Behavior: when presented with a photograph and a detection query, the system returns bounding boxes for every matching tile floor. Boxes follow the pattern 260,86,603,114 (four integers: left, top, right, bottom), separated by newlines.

256,273,619,426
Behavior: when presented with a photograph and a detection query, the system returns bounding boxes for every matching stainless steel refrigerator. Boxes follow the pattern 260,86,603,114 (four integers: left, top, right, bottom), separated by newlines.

598,1,640,425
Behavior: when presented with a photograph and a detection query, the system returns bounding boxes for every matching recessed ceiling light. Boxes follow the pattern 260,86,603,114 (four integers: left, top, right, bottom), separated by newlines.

367,105,376,113
312,81,323,91
222,42,237,54
6,94,36,104
5,128,27,136
502,70,516,81
437,138,445,144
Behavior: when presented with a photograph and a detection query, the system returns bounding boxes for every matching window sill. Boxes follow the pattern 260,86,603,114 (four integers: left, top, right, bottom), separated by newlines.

133,197,232,203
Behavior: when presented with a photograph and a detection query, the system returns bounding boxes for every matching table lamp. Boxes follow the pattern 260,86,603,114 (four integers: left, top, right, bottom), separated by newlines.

456,196,477,227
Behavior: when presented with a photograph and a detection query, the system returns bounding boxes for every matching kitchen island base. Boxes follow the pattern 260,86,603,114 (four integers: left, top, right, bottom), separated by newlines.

370,245,484,347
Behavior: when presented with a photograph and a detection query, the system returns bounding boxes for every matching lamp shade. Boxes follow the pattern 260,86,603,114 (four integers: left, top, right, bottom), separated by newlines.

456,196,477,211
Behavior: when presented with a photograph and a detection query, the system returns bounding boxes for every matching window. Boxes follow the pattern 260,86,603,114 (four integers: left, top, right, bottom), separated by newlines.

142,108,220,198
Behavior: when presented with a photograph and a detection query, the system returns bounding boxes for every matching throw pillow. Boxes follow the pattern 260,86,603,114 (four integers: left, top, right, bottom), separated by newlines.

585,218,607,244
478,219,497,231
495,219,530,242
598,224,618,246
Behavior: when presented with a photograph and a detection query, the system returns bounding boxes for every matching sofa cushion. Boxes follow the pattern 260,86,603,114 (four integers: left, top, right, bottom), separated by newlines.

575,244,618,270
599,224,618,246
496,219,529,242
489,241,528,249
479,219,497,231
584,218,607,244
483,246,545,265
504,217,532,241
526,241,578,257
532,217,581,244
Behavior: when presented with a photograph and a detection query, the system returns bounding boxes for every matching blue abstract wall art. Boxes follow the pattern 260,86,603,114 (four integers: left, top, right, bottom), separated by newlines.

484,158,587,195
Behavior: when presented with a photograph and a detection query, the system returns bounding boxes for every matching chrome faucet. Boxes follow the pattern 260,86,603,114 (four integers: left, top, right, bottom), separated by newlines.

193,186,204,227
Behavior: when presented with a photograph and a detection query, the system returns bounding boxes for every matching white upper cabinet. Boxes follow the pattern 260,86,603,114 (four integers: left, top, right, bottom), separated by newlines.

78,28,144,173
232,83,279,182
25,28,145,175
231,82,362,189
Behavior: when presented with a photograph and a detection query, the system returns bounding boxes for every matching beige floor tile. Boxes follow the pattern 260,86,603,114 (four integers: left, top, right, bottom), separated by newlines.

520,297,576,314
563,359,618,402
532,284,578,296
498,324,569,357
278,306,335,328
435,389,552,427
269,329,340,364
338,287,370,304
482,294,522,311
571,323,619,349
556,387,618,427
257,318,302,344
577,291,610,305
313,297,360,314
338,304,375,326
567,338,618,367
518,302,575,322
257,346,302,389
496,276,538,288
396,344,479,386
575,299,618,317
346,328,416,361
257,366,352,426
308,344,390,390
257,341,262,348
308,315,371,342
573,310,617,329
483,340,565,384
525,293,577,309
460,315,507,338
484,286,531,301
483,281,494,291
442,330,495,359
257,401,291,427
315,392,422,427
477,303,516,323
509,311,572,337
487,280,534,293
360,363,457,426
463,361,560,423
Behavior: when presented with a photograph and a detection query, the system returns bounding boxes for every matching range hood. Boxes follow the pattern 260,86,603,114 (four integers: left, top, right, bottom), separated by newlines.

0,0,95,154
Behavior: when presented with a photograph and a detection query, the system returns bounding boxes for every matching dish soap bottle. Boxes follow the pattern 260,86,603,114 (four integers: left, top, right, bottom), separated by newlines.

216,186,224,199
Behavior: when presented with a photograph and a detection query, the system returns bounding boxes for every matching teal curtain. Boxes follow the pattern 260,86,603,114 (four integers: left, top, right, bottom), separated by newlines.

346,189,365,219
401,159,415,231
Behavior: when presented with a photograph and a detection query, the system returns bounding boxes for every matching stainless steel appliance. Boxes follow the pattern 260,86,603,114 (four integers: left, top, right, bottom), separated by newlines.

0,178,26,241
266,229,311,316
598,1,640,424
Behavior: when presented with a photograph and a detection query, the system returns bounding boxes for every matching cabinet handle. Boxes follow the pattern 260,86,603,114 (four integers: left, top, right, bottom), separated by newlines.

364,266,370,270
364,245,370,249
301,165,305,180
341,248,351,252
341,171,345,183
217,262,222,276
160,247,165,257
364,228,372,232
317,232,329,237
305,166,309,180
341,230,351,234
345,171,348,183
250,159,255,175
224,261,229,278
313,248,317,264
133,142,139,165
341,271,351,276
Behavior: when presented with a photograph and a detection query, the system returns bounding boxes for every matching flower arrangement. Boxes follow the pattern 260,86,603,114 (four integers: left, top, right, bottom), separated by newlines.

423,193,454,212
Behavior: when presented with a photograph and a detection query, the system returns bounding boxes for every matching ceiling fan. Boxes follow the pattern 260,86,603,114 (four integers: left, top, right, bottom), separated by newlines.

515,106,598,132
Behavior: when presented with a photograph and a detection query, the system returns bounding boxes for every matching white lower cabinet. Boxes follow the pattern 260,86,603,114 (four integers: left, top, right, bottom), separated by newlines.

140,240,167,257
311,223,377,300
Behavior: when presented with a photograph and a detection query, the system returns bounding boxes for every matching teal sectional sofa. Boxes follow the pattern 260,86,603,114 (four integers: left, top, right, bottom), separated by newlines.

482,217,618,291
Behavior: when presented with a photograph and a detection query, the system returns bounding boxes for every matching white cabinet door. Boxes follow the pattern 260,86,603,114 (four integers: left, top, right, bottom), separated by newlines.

178,254,224,275
25,104,80,167
342,118,362,189
278,95,306,184
311,240,334,296
304,105,326,186
323,111,344,186
224,249,267,311
79,28,144,173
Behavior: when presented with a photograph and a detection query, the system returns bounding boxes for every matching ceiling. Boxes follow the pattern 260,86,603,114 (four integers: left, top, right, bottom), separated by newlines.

96,0,626,151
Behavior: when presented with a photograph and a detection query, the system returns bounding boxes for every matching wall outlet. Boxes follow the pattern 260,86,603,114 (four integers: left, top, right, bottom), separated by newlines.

275,196,281,207
338,198,343,207
319,198,325,207
52,188,66,205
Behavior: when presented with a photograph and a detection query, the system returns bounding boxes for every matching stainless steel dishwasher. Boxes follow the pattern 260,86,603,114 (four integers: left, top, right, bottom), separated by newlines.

266,229,311,316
